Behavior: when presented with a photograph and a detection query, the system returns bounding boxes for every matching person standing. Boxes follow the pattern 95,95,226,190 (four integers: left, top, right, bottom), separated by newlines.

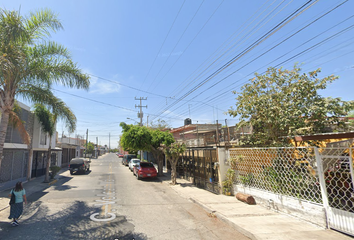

8,181,27,226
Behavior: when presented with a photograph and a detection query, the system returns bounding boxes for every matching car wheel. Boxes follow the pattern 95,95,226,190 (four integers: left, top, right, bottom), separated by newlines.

70,170,73,175
136,173,140,180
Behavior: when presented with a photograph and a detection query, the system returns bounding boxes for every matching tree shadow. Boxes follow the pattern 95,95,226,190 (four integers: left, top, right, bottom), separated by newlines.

178,182,194,188
52,176,77,191
0,200,148,240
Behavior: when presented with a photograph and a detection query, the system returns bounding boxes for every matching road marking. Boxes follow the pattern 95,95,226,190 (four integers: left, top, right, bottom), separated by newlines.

90,162,117,222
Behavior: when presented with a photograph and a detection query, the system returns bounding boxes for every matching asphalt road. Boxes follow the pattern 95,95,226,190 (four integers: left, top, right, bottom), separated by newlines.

0,153,249,240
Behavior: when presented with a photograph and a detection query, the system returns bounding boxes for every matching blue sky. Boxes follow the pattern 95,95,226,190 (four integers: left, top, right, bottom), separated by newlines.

2,0,354,148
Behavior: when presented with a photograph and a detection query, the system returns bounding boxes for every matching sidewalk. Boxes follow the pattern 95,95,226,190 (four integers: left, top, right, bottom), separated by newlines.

0,170,352,240
0,171,63,214
158,172,353,240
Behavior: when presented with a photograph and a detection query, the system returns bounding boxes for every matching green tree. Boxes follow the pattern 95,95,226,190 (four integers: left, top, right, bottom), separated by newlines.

0,9,90,173
86,142,95,154
163,142,186,185
34,99,76,183
149,128,174,176
120,122,175,176
228,65,354,146
120,123,151,155
149,119,171,130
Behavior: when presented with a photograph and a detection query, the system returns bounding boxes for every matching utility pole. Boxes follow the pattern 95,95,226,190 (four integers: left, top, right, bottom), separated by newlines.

85,129,88,158
96,137,98,158
109,133,111,152
135,97,147,126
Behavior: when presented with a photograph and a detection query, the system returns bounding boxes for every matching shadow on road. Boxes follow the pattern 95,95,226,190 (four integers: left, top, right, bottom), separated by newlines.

0,200,148,240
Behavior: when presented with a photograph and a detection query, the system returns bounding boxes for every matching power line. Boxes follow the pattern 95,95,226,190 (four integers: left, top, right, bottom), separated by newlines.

147,0,206,91
88,74,175,99
168,0,351,117
137,0,186,94
150,0,318,122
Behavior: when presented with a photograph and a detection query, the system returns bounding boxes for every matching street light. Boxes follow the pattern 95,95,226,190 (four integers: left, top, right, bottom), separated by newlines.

127,118,139,125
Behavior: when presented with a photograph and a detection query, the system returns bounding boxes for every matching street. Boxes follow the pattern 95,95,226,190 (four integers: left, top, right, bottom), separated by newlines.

0,153,249,240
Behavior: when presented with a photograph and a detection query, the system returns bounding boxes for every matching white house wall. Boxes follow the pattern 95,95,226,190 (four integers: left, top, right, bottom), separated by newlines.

32,117,57,150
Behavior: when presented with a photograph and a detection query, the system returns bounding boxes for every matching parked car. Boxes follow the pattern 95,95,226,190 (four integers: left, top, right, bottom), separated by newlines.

129,158,140,171
118,153,124,158
134,162,157,180
122,154,137,166
69,158,90,175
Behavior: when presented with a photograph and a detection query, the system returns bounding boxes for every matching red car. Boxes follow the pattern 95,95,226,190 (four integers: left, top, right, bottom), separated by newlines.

118,153,124,158
134,162,157,180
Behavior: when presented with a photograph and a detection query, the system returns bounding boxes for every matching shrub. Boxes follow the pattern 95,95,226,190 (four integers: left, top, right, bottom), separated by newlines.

50,166,61,179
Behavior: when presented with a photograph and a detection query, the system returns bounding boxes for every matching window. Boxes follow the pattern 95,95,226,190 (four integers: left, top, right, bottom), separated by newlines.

40,130,47,145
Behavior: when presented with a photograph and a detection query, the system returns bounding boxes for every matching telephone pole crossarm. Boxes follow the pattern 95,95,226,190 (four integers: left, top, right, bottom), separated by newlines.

135,97,147,126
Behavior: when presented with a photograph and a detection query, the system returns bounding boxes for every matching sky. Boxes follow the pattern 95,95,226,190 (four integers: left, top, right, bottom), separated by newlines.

1,0,354,148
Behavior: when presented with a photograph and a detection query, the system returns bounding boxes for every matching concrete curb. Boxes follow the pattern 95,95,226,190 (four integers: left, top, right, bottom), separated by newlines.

188,197,258,240
48,179,57,186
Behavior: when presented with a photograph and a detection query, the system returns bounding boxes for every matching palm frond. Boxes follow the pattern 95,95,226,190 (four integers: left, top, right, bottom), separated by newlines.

0,9,29,44
17,83,56,104
26,47,90,89
26,41,71,59
34,103,54,136
50,99,76,133
25,8,63,41
9,109,30,145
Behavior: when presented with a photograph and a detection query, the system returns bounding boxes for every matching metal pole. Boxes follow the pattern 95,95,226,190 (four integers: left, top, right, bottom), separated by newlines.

197,121,199,147
85,129,88,158
216,120,219,144
225,119,230,143
314,147,330,228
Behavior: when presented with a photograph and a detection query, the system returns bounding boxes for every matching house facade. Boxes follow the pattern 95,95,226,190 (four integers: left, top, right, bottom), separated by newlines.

31,117,59,178
57,136,81,167
0,102,34,191
0,101,65,191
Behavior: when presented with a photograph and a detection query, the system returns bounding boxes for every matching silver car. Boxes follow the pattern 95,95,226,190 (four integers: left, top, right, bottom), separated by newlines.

129,158,140,172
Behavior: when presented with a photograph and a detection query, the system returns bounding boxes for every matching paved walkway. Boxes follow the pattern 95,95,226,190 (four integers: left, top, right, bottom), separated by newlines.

0,170,353,240
158,173,352,240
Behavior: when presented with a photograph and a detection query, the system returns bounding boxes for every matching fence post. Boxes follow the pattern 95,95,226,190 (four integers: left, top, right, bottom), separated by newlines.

314,147,330,228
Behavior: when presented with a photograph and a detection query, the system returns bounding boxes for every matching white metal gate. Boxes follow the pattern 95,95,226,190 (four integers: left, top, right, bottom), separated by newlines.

315,147,354,236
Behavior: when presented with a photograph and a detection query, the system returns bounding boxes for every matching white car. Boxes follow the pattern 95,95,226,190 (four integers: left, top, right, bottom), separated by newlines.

129,158,140,172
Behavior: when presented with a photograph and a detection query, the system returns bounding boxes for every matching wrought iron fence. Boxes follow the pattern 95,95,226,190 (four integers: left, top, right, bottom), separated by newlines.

229,147,323,204
178,148,221,194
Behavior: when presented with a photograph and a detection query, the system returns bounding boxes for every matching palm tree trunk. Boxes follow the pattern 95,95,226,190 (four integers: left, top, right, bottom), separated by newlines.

0,111,10,173
44,135,52,183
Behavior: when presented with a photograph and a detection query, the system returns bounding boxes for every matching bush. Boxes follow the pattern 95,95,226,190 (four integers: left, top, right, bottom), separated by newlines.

50,166,61,179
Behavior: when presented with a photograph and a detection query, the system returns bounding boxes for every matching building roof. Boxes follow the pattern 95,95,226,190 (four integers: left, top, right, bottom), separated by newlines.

294,131,354,142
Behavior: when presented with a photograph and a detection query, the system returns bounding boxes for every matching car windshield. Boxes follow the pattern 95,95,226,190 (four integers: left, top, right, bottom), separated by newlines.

70,158,84,164
140,162,154,168
132,160,140,164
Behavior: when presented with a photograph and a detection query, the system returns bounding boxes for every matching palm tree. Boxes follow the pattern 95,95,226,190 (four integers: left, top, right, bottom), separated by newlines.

0,9,90,174
34,99,76,183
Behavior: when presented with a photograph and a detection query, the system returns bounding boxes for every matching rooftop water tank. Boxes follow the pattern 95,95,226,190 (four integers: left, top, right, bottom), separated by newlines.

184,118,192,126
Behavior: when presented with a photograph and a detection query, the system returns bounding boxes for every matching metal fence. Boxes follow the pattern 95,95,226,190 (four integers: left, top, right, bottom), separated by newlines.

229,146,354,236
0,150,28,190
316,147,354,235
178,148,221,194
229,147,323,204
